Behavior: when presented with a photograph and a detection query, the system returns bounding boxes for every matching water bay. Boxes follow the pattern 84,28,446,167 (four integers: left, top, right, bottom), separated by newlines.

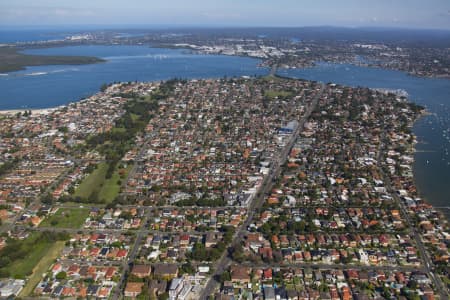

0,45,267,109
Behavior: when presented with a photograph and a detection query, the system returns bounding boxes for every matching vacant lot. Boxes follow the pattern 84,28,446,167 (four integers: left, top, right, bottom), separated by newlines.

40,207,89,228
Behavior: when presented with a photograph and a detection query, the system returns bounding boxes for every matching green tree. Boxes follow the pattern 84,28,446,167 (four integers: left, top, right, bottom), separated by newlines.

40,193,55,205
180,262,195,275
55,271,67,280
100,83,108,92
68,186,75,195
137,283,149,300
219,271,231,283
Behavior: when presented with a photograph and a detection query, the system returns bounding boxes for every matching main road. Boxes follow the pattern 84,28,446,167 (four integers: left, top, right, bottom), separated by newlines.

199,83,325,299
111,207,152,300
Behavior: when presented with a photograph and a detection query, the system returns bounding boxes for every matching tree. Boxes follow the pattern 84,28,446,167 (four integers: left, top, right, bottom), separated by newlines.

100,83,108,92
180,262,195,275
219,271,231,283
408,280,418,289
89,190,101,203
231,244,245,263
0,269,10,278
137,283,149,300
318,283,329,292
68,186,75,195
0,159,19,176
58,126,68,133
382,286,391,298
41,193,55,205
55,271,67,280
189,242,207,261
120,211,133,220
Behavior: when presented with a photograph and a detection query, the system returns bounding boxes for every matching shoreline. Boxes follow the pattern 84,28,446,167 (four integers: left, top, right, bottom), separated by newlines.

0,108,56,115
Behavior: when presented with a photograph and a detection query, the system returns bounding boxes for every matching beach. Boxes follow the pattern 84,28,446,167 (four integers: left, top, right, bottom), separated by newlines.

0,108,55,115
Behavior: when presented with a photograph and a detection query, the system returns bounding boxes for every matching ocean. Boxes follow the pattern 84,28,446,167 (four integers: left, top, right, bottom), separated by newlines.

0,28,85,43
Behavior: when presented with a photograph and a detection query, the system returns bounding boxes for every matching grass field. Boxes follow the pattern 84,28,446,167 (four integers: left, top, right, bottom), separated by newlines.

264,90,293,99
40,207,89,228
74,162,109,199
19,241,65,297
99,164,132,203
74,162,132,203
6,233,52,279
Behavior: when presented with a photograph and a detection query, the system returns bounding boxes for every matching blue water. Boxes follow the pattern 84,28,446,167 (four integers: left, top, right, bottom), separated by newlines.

0,45,267,109
278,64,450,211
0,27,149,43
0,29,80,43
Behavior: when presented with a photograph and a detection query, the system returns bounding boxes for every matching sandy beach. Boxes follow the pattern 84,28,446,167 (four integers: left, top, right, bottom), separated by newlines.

0,108,56,115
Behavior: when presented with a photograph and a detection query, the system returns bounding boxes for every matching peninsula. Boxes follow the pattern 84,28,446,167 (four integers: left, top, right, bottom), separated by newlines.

0,77,447,299
0,47,105,73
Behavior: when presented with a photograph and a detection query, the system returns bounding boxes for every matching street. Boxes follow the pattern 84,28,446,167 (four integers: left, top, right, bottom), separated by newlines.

199,83,325,299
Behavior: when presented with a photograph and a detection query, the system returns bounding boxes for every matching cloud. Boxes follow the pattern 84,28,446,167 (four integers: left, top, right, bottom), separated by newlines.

0,6,95,20
201,11,242,20
436,10,450,18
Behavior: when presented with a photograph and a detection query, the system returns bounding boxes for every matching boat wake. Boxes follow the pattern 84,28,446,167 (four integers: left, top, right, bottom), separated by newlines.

22,68,80,77
26,72,48,76
104,54,176,60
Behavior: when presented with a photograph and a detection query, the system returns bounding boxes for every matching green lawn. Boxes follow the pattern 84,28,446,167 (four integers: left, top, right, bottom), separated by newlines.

74,162,131,203
0,232,65,280
8,233,49,279
19,241,65,297
99,164,132,203
130,113,140,122
74,162,109,199
40,207,89,228
111,127,127,134
261,75,281,81
264,90,293,99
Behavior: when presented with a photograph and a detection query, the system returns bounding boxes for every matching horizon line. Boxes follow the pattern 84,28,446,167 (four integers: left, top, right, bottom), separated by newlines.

1,24,450,32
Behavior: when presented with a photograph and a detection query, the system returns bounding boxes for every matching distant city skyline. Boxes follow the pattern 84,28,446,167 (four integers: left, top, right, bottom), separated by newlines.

0,0,449,30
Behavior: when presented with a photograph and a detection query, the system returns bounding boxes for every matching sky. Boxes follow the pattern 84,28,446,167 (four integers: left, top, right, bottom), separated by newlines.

1,0,449,30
